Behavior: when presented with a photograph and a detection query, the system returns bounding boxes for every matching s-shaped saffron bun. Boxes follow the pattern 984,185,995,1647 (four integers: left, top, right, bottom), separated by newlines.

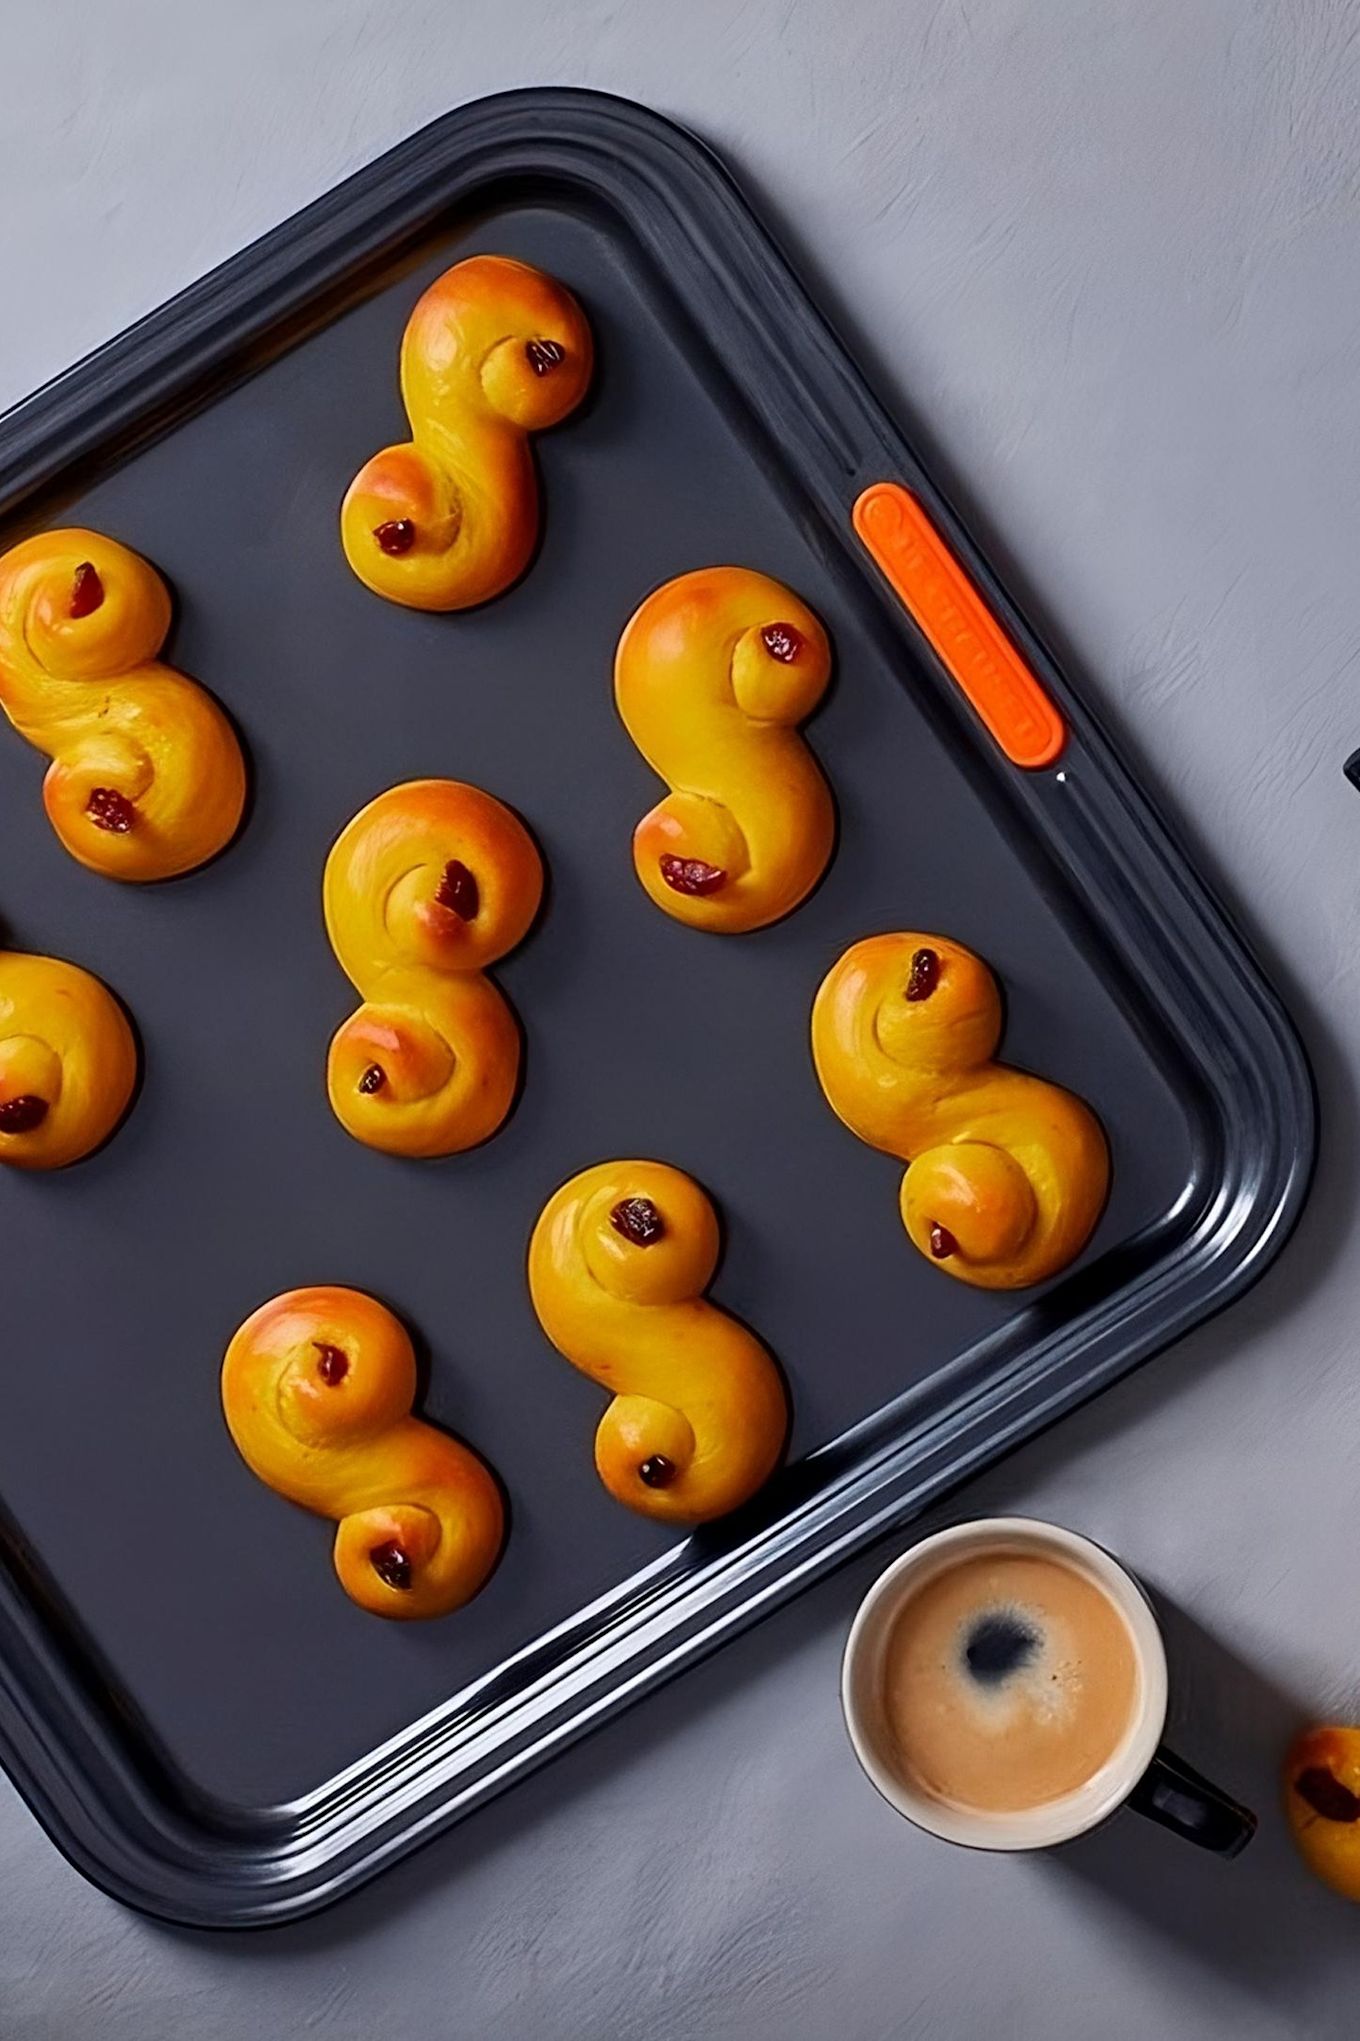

341,254,592,611
221,1285,504,1620
0,528,246,880
323,779,543,1157
0,947,136,1168
614,566,834,933
528,1159,788,1523
812,934,1109,1289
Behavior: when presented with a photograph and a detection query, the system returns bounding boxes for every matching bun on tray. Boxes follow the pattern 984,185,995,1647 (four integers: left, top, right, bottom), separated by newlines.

341,254,592,611
528,1159,788,1523
812,933,1109,1289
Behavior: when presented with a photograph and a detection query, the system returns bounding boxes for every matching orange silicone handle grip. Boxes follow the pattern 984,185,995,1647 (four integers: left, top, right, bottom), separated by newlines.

853,482,1065,769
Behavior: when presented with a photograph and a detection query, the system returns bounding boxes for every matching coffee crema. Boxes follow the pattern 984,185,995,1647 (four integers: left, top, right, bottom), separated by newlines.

881,1547,1140,1814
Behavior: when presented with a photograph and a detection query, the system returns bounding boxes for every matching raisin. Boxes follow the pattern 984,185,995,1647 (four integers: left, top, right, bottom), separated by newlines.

610,1196,666,1246
313,1342,349,1385
905,947,940,1002
69,561,104,618
0,1095,49,1134
434,859,479,920
929,1222,958,1260
525,338,566,376
659,853,726,897
760,621,803,663
373,518,416,556
638,1455,676,1489
1295,1767,1360,1823
86,787,135,834
370,1541,413,1591
357,1064,386,1095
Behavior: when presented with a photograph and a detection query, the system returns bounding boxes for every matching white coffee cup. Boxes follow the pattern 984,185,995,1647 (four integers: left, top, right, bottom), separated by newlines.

841,1516,1253,1855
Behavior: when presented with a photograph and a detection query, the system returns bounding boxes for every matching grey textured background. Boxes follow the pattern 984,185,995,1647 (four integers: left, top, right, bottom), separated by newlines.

3,1,1360,2035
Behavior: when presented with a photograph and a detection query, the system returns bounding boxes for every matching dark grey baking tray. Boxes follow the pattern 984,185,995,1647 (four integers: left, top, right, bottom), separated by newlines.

0,89,1313,1926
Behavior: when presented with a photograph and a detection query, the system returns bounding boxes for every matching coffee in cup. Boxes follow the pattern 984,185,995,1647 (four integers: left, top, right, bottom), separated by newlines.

882,1541,1140,1815
842,1518,1255,1855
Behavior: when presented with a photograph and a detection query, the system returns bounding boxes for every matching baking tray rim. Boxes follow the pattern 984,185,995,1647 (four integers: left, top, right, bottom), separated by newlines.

0,86,1315,1926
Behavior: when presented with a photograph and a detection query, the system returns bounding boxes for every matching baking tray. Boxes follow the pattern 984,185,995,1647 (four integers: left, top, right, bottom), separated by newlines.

0,89,1313,1927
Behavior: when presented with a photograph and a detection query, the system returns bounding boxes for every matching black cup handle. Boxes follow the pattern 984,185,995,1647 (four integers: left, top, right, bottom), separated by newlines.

1126,1744,1256,1856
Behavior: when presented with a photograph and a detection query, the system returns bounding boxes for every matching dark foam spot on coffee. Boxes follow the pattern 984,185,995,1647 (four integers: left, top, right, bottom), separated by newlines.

961,1608,1039,1687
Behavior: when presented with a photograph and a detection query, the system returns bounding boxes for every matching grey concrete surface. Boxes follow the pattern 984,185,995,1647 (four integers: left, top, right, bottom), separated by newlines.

3,1,1360,2034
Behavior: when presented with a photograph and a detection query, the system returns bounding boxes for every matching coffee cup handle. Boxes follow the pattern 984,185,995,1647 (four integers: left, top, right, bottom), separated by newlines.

1126,1744,1257,1856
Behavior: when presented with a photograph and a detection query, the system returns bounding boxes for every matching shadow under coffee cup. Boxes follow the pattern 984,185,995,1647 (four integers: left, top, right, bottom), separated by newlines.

841,1517,1255,1855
